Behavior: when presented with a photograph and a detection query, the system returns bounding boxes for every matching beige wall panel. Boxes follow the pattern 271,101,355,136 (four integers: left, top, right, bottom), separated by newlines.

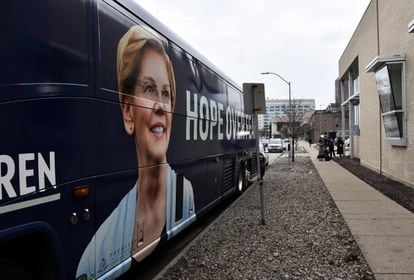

377,0,414,186
340,1,380,168
339,0,414,186
353,136,360,158
339,0,377,78
360,47,381,166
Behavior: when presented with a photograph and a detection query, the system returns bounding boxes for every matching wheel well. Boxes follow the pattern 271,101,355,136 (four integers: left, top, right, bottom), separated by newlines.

240,160,246,171
238,160,247,179
0,232,58,280
246,156,257,179
236,160,248,191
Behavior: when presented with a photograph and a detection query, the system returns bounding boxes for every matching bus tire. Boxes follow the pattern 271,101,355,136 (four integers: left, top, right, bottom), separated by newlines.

0,259,32,280
237,164,246,193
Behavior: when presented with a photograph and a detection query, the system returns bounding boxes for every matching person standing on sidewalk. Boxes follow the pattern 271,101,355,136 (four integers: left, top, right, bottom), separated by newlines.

317,137,325,161
328,137,335,159
336,137,344,159
323,136,330,161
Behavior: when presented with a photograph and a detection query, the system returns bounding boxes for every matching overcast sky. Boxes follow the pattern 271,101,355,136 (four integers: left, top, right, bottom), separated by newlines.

137,0,371,108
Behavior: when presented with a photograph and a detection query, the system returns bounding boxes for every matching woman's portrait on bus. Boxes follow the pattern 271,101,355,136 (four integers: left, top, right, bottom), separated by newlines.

118,26,175,165
117,25,176,260
76,25,195,279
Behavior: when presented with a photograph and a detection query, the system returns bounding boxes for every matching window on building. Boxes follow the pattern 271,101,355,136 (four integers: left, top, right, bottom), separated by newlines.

367,55,406,146
353,76,360,95
375,64,404,139
353,103,360,136
354,104,360,126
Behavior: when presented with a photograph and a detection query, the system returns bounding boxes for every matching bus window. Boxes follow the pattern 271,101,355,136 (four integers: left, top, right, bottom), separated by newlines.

169,44,202,117
98,2,135,95
227,84,243,111
199,63,228,108
1,0,88,87
97,1,168,104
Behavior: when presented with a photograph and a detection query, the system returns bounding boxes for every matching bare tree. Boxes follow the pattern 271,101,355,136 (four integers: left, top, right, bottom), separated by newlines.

280,99,309,162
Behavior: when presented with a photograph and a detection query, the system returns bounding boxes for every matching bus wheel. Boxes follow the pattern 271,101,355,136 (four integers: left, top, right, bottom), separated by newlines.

0,259,31,280
237,165,246,193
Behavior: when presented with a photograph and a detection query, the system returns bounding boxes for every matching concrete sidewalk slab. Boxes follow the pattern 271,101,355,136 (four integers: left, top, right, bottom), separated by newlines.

343,213,414,220
376,275,414,280
303,141,414,280
335,200,412,215
327,188,389,201
356,235,414,274
346,218,414,236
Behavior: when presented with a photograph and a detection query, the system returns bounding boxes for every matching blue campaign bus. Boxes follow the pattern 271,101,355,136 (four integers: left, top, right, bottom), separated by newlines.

0,0,262,279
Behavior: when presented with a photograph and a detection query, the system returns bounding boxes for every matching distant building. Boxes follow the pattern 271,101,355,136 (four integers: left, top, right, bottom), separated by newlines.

309,109,341,142
258,98,315,135
338,0,414,186
272,109,316,140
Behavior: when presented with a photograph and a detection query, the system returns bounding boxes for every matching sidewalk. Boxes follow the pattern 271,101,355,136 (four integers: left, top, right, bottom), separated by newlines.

305,141,414,280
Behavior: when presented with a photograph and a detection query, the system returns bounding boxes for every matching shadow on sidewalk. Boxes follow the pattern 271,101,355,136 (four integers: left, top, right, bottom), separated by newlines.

333,156,414,213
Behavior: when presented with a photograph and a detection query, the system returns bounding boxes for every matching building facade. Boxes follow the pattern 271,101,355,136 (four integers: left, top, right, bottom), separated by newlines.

309,110,342,143
258,98,315,132
338,0,414,186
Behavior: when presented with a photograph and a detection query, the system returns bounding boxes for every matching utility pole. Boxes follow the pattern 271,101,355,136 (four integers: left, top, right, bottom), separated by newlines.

261,72,294,162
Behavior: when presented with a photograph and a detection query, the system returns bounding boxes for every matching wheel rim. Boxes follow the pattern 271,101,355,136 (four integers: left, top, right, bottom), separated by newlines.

238,168,244,192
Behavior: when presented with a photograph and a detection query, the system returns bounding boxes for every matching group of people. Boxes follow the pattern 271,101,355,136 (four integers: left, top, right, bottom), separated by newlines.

317,135,344,161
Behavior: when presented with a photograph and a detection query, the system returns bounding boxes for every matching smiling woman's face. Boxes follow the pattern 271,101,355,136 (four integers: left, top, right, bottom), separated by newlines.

130,49,172,165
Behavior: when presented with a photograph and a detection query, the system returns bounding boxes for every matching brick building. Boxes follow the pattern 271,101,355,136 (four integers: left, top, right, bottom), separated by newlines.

309,109,342,143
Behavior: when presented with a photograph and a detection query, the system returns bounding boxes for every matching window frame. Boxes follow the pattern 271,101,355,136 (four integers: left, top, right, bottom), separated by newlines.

354,104,360,126
366,55,406,146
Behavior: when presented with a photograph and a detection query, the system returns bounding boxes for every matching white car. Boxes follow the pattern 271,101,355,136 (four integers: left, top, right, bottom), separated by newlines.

283,138,290,150
344,138,350,151
261,138,269,149
267,138,284,153
259,143,269,166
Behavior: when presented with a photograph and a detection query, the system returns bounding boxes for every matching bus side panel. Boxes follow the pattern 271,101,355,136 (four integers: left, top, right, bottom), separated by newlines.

0,97,97,279
0,0,89,101
168,43,230,159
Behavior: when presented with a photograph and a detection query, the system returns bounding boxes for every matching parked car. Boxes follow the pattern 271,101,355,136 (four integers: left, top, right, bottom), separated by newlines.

257,143,268,177
344,138,350,151
261,138,269,149
259,143,269,166
336,130,350,141
267,138,284,153
283,138,290,150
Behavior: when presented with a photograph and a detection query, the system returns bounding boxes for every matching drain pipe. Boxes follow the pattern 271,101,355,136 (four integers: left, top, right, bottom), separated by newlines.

376,0,382,175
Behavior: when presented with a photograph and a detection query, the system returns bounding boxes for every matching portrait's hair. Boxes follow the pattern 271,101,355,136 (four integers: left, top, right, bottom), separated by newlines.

117,25,176,110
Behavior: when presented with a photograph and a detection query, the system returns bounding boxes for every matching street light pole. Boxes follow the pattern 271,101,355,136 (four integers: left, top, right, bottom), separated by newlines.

289,81,294,162
319,105,323,137
261,72,294,163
